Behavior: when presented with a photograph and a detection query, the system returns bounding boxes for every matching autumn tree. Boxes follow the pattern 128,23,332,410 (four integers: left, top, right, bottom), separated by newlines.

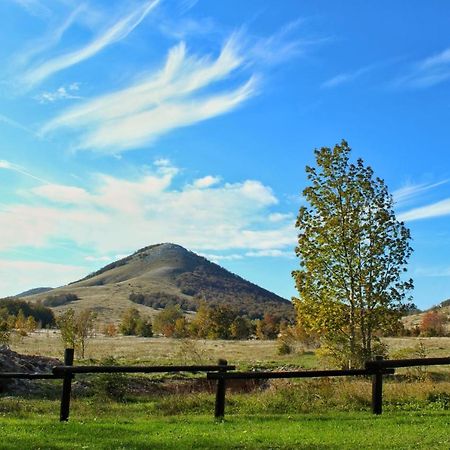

153,305,183,337
56,308,97,358
420,310,447,336
293,141,413,368
119,308,152,337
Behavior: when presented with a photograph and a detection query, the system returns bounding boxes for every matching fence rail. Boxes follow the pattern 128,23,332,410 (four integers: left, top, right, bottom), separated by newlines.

1,349,449,422
208,355,450,418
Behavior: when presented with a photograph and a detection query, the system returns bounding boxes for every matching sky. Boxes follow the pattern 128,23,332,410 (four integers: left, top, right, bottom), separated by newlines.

1,0,450,309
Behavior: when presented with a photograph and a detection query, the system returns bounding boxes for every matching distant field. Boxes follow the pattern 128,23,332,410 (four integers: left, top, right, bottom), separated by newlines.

9,332,450,366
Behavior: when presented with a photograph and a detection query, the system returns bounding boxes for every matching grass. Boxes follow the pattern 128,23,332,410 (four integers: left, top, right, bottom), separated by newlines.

9,333,450,367
0,408,449,449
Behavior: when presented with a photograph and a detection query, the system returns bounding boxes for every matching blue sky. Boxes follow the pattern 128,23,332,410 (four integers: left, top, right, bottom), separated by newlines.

1,0,450,309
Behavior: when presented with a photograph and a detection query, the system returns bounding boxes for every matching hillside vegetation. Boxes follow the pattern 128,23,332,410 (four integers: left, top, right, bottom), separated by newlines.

21,243,294,322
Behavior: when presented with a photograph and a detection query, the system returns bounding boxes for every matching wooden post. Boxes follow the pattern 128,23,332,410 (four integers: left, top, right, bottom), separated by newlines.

59,348,74,422
214,359,227,419
372,355,384,415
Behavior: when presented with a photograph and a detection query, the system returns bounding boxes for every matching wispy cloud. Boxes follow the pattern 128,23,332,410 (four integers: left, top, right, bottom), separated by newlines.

393,179,449,206
249,18,315,65
35,83,81,103
21,0,160,88
321,65,375,89
43,35,259,153
0,161,295,255
9,0,51,18
0,159,50,184
398,198,450,222
0,113,36,135
14,3,86,68
414,265,450,277
0,259,87,297
393,47,450,89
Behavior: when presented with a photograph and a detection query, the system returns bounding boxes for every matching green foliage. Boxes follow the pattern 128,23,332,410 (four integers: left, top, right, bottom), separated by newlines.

0,297,55,327
175,265,294,321
189,303,256,340
42,293,79,307
230,316,254,340
153,305,183,337
56,308,97,358
293,141,413,368
0,308,11,346
119,308,152,337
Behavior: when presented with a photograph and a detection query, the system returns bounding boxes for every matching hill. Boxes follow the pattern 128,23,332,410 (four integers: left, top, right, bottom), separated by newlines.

402,299,450,333
23,243,294,322
15,287,53,297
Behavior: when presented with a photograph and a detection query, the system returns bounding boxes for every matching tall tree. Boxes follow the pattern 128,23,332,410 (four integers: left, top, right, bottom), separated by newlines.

292,141,413,368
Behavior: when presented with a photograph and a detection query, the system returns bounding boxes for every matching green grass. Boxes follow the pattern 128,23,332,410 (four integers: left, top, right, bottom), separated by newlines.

1,410,449,449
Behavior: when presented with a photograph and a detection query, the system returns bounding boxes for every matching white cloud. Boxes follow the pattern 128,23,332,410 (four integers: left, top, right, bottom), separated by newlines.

393,179,449,206
192,175,221,189
43,35,258,153
0,114,36,135
321,65,375,89
398,198,450,222
9,0,51,18
268,212,293,222
199,253,244,262
84,255,112,262
0,259,87,298
0,159,50,184
245,249,294,258
35,84,82,103
249,19,311,65
394,47,450,89
21,0,160,87
14,4,85,68
0,162,295,256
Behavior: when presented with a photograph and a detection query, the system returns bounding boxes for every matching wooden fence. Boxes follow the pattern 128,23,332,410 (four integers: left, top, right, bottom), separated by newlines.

208,355,450,418
1,349,449,421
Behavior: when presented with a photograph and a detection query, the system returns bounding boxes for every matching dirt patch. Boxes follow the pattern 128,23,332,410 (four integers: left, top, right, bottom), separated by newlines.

0,346,62,394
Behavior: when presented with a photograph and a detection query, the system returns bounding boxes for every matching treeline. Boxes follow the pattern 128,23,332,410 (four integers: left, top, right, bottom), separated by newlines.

129,284,294,323
118,303,285,340
0,297,55,344
0,297,55,327
42,293,80,307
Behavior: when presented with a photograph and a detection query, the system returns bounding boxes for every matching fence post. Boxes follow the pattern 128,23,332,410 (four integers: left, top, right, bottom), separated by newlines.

59,348,74,422
371,355,384,415
214,359,228,419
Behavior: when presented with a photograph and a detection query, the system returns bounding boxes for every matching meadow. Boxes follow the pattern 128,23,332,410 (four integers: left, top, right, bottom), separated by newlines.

1,334,449,449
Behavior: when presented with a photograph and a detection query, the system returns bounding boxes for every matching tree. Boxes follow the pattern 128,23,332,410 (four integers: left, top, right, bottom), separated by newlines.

153,305,183,337
119,308,140,335
76,309,97,358
255,313,280,340
230,316,254,340
0,308,11,346
135,317,153,337
56,308,97,358
420,310,447,336
292,141,413,368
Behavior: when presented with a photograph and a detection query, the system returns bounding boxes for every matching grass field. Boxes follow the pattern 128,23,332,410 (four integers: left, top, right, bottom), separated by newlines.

1,408,449,449
9,332,450,367
2,335,449,448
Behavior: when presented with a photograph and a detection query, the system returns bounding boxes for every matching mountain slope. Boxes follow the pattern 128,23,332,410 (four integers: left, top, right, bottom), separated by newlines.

24,243,294,322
